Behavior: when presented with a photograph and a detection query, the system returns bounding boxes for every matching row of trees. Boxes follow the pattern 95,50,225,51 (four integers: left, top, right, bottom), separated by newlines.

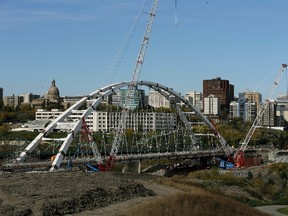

0,104,35,125
0,103,36,138
1,103,288,150
216,117,288,149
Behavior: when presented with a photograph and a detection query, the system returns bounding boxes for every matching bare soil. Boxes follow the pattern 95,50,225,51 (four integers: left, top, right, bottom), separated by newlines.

0,171,159,216
70,180,182,216
0,167,277,216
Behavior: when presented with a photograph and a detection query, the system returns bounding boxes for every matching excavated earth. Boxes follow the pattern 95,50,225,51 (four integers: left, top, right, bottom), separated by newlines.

0,171,156,216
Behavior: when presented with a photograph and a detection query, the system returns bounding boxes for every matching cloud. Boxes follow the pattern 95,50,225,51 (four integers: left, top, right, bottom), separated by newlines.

0,8,98,25
0,0,139,28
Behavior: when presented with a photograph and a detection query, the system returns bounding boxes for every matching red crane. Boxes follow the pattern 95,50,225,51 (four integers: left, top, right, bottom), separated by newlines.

235,64,287,167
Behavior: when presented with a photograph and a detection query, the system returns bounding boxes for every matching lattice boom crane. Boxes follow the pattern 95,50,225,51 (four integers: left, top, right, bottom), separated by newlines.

107,0,159,170
239,64,287,151
235,63,287,167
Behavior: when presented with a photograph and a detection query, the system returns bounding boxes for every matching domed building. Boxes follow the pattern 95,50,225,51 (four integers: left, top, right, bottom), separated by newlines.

47,80,60,102
32,79,63,109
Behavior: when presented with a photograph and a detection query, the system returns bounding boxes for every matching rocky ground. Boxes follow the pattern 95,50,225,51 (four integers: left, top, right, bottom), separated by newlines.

0,171,157,216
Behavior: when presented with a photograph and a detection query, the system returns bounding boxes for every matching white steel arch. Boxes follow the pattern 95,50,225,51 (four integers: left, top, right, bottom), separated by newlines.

15,81,232,171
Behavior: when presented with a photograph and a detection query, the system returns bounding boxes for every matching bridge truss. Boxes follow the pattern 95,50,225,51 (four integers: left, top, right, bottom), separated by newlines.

14,81,230,171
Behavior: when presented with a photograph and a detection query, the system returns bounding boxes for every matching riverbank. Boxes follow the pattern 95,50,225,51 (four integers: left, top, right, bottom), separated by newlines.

0,170,271,216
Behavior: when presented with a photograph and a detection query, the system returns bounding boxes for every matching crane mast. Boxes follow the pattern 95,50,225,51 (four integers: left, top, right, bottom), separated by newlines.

239,64,287,152
107,0,159,169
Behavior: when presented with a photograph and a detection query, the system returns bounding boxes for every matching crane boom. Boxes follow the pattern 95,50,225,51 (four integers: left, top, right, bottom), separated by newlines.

239,64,287,152
107,0,159,169
131,0,158,86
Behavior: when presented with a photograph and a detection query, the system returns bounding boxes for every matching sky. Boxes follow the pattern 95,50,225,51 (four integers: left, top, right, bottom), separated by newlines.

1,0,288,99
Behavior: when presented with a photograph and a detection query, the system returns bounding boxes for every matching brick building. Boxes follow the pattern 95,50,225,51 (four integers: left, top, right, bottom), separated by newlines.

203,77,234,111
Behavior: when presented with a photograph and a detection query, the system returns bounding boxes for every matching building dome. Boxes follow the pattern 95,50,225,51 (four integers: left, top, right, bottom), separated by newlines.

47,79,60,101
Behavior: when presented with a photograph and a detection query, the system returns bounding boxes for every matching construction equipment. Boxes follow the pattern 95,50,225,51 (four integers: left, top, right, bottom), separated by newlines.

80,117,102,163
84,163,99,172
235,64,288,167
218,158,234,169
106,0,159,170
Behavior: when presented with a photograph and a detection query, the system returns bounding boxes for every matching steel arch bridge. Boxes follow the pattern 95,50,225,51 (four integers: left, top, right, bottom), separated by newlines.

15,81,232,171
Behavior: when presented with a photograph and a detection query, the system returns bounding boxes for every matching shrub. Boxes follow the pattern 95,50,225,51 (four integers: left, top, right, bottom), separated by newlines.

247,171,253,180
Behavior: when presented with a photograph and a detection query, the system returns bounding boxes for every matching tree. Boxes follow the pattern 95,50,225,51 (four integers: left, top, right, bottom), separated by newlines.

20,104,33,111
2,106,14,112
46,102,63,110
0,125,9,137
125,128,134,146
0,112,17,123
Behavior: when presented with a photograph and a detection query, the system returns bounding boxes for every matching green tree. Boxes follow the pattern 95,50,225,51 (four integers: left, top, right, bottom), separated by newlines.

2,106,14,112
0,112,17,123
125,128,134,146
46,102,63,110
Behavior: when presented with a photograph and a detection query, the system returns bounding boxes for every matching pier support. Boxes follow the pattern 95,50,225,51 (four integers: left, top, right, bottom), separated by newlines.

122,161,141,174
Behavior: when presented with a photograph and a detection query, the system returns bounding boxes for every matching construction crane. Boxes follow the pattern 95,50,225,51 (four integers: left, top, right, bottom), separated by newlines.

235,64,288,167
80,117,102,163
106,0,159,170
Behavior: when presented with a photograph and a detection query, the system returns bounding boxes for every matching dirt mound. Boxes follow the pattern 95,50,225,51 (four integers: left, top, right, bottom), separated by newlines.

0,171,155,216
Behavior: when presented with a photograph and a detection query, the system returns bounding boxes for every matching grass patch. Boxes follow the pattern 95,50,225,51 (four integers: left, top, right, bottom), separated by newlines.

278,207,288,215
131,165,288,215
272,197,288,205
125,192,269,216
155,169,274,207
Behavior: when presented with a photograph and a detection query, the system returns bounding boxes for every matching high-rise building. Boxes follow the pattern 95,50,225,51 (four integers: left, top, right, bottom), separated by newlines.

238,91,262,122
203,94,219,115
238,92,247,120
276,95,288,126
261,100,276,126
229,100,257,122
203,77,234,111
229,101,239,118
148,90,170,108
110,91,121,107
119,87,145,109
0,87,3,102
245,101,257,122
21,93,40,103
243,91,262,109
184,91,203,111
3,95,23,109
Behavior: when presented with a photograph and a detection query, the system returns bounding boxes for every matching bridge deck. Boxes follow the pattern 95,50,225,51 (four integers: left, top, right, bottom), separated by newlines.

2,149,225,172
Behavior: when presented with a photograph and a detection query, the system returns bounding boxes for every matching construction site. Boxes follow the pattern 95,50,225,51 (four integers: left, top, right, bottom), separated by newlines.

1,0,288,215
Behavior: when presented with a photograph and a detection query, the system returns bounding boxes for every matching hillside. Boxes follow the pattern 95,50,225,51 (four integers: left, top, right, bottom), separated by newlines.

0,165,283,216
147,163,288,206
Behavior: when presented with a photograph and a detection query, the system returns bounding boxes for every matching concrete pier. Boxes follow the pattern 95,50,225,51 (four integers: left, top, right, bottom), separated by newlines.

122,161,141,174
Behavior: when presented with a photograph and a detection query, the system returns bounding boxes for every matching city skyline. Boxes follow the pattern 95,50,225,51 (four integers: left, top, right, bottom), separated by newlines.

0,74,284,100
1,0,288,98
